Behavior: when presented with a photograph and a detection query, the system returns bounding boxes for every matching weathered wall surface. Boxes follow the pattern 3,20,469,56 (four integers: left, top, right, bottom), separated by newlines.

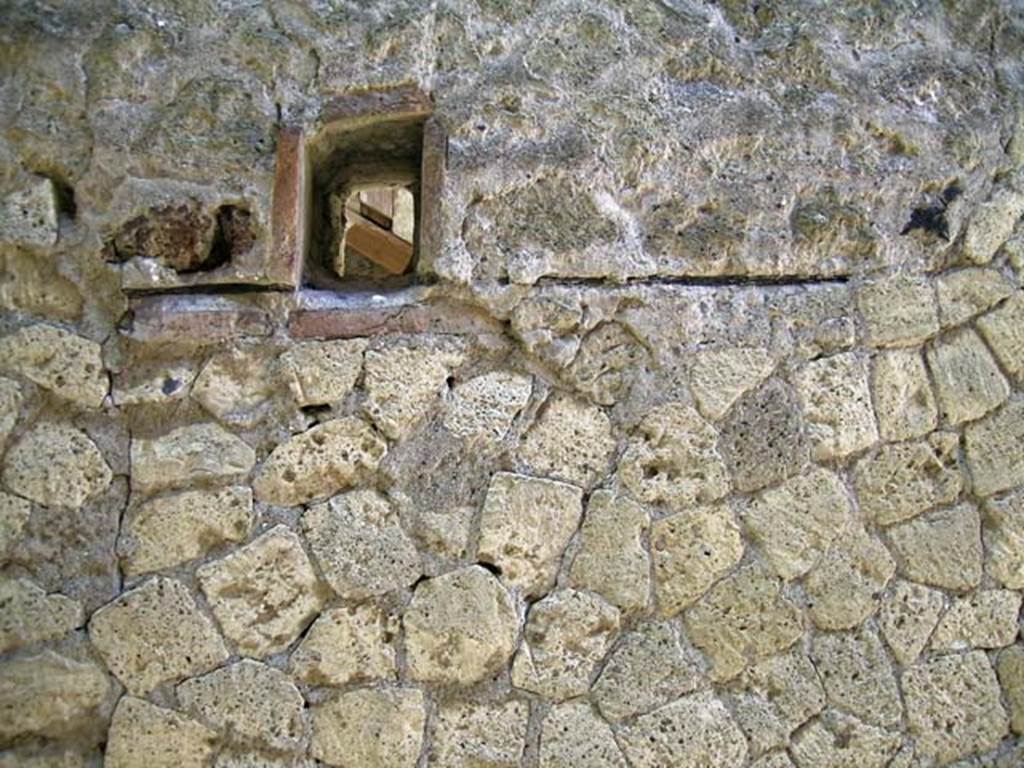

2,1,1024,766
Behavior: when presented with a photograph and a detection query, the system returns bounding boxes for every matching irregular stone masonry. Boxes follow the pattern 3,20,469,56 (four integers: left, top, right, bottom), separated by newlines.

2,3,1024,766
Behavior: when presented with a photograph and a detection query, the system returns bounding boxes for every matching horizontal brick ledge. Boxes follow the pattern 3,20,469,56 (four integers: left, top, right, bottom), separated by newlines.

123,294,273,344
288,299,503,340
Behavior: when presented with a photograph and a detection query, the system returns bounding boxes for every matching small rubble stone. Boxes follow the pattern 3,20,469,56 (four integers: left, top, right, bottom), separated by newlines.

197,525,323,658
311,687,425,768
0,577,83,652
619,402,730,506
2,423,111,509
741,467,852,581
870,349,938,441
112,199,218,272
984,488,1024,588
131,423,255,494
930,590,1022,651
977,292,1024,382
405,566,518,685
965,399,1024,496
730,649,826,757
689,346,775,421
569,489,650,613
119,486,253,577
790,711,900,768
215,751,315,768
364,344,465,439
0,377,22,453
591,619,706,722
888,502,983,592
566,322,647,405
89,576,228,695
539,700,627,768
477,472,582,597
804,524,895,631
290,603,397,686
811,627,902,728
0,651,109,745
857,273,939,348
718,379,809,492
997,645,1024,734
651,502,743,615
177,660,306,752
112,363,197,406
963,187,1024,264
793,352,878,460
279,339,367,407
443,370,532,441
853,432,962,526
302,490,420,600
512,588,621,700
252,418,386,506
926,328,1009,424
0,248,82,321
618,691,748,768
430,700,529,768
0,325,106,408
937,268,1015,327
878,579,945,665
0,491,30,559
0,176,58,248
903,651,1009,764
518,393,615,487
684,561,803,682
752,754,796,768
191,346,279,426
105,696,217,768
0,747,97,767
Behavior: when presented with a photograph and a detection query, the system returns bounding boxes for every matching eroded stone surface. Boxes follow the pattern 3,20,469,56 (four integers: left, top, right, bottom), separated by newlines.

0,325,106,408
290,603,398,686
684,562,803,682
0,377,22,453
404,566,518,686
0,248,82,322
131,423,255,494
512,588,620,700
619,402,730,506
618,691,748,768
937,268,1015,327
430,699,528,768
0,651,109,745
591,619,706,722
443,370,532,441
926,328,1009,425
89,576,228,695
311,688,425,768
302,490,420,600
191,346,279,426
3,423,111,509
177,660,305,752
741,467,852,581
566,322,647,405
651,502,743,615
477,472,582,597
569,489,650,613
878,579,945,666
811,627,901,728
870,349,938,441
793,352,878,460
689,346,774,420
888,502,983,592
790,711,900,768
985,488,1024,589
903,651,1009,765
0,577,83,653
930,590,1022,652
853,432,962,526
858,274,939,348
105,696,216,768
965,399,1024,496
279,339,367,407
197,525,324,658
997,645,1024,735
364,343,465,439
718,379,809,492
538,700,626,768
119,486,253,576
978,291,1024,383
518,394,615,487
963,187,1024,264
0,176,58,248
252,418,386,506
0,491,30,559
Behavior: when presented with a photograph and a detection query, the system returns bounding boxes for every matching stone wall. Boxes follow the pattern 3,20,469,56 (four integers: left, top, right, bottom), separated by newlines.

2,1,1024,766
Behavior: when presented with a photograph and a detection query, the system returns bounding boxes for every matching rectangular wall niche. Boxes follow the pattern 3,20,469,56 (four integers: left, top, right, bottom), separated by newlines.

302,86,439,290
